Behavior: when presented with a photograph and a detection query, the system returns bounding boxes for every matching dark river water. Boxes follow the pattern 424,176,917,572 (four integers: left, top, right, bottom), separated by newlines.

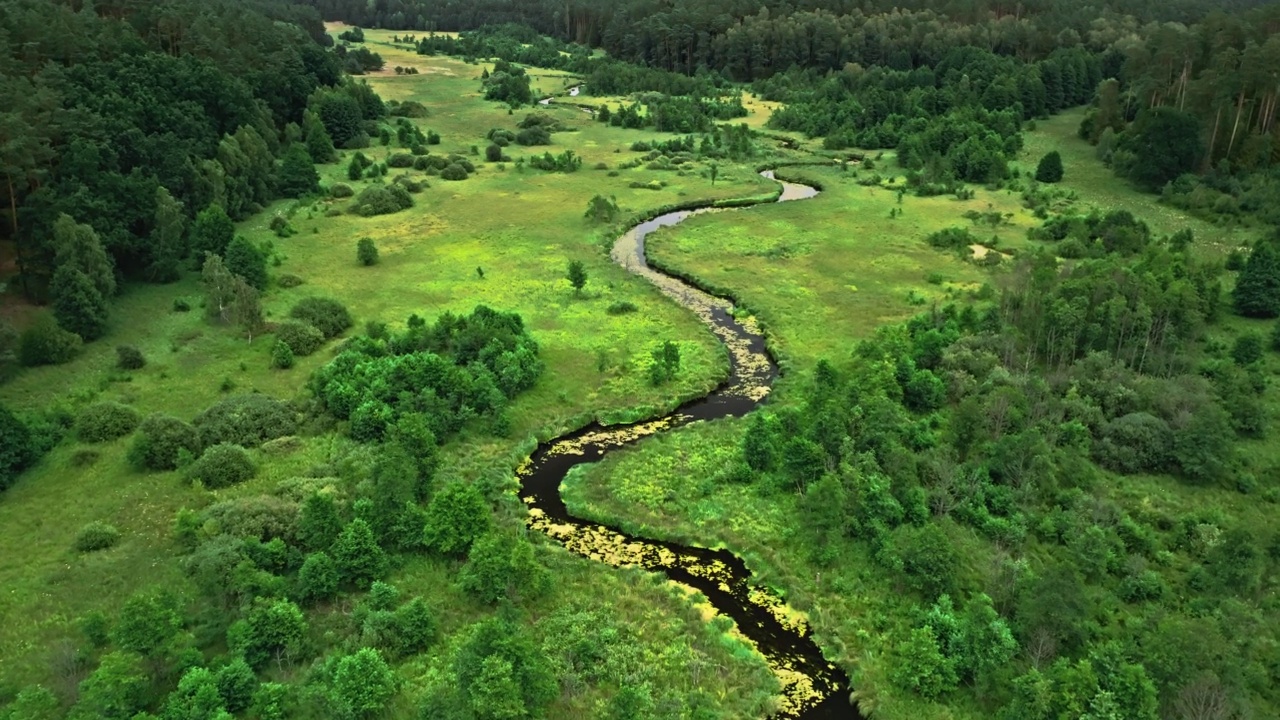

517,171,862,719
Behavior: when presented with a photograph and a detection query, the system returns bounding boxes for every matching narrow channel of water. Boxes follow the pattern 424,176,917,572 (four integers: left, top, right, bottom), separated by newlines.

517,171,861,719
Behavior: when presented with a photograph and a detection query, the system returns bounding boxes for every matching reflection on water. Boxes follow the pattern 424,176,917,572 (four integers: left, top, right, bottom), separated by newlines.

518,172,861,719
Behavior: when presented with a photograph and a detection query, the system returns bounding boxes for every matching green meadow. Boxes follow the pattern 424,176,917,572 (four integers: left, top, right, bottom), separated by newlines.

0,32,790,703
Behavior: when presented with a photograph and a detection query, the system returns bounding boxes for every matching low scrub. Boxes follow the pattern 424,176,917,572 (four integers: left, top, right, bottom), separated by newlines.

74,521,121,552
186,443,256,489
75,402,142,443
192,394,296,449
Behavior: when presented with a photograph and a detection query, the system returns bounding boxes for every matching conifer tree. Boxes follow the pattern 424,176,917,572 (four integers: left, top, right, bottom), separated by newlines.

1233,241,1280,318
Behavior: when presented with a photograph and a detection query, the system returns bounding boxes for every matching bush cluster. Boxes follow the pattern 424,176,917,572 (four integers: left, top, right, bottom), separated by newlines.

74,521,122,552
289,297,353,339
350,184,414,217
75,402,143,443
276,321,327,356
192,394,296,449
128,414,201,471
186,443,256,489
116,345,146,370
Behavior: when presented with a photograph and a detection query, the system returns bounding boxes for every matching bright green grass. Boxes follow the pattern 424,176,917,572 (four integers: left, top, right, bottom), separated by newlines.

0,48,788,697
1019,109,1258,255
643,164,1025,372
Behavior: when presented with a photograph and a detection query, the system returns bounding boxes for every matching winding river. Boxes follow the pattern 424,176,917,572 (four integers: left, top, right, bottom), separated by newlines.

517,171,861,719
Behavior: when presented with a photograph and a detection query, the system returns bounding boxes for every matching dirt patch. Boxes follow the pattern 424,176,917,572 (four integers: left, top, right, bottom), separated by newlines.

969,243,990,259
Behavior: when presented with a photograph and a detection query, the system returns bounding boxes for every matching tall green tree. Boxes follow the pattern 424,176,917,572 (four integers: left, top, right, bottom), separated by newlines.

1035,151,1064,183
277,144,320,198
331,648,397,719
50,265,108,340
1232,240,1280,318
52,214,115,298
224,236,267,290
74,651,149,720
331,518,388,588
148,187,187,283
1114,107,1202,190
192,205,235,258
302,110,337,163
422,480,490,557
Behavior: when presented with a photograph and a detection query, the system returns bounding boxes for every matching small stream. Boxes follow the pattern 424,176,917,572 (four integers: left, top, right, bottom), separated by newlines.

517,172,861,719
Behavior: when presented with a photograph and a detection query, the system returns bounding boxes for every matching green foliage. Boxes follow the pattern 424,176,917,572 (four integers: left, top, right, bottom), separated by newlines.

299,493,344,552
113,591,182,657
357,237,379,266
1231,332,1264,366
440,163,469,181
458,532,550,604
331,648,397,719
423,480,491,557
75,402,142,443
584,194,620,223
224,237,268,290
74,521,122,552
891,626,958,699
289,297,353,338
162,666,231,720
1232,240,1280,318
452,616,557,720
275,321,327,356
296,552,339,604
185,444,256,489
18,314,82,366
481,59,533,105
277,144,320,198
192,205,235,258
0,405,35,492
128,414,200,471
1113,107,1203,190
350,183,414,216
73,651,148,720
648,340,681,385
1,685,59,720
890,524,959,600
310,306,540,441
1034,150,1064,183
332,518,388,588
231,598,307,670
50,265,108,340
567,259,587,293
271,341,294,370
214,658,257,714
249,683,290,720
51,213,115,298
116,344,146,370
192,394,295,449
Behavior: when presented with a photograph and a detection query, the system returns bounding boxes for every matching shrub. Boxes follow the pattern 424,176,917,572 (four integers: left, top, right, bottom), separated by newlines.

441,163,468,181
193,394,296,449
272,341,295,369
116,345,146,370
330,183,355,199
74,521,121,552
350,184,414,217
289,297,353,338
172,297,192,312
129,414,200,471
225,236,268,290
606,300,638,315
275,322,326,356
186,443,256,489
1035,151,1064,183
357,238,379,266
200,495,300,542
515,126,551,146
485,144,503,162
925,226,977,250
75,402,143,443
412,156,431,171
386,153,414,168
19,315,82,366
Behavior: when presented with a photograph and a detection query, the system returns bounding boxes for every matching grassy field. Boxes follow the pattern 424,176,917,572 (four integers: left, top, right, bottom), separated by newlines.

643,164,1027,373
1018,109,1257,255
0,30,794,703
